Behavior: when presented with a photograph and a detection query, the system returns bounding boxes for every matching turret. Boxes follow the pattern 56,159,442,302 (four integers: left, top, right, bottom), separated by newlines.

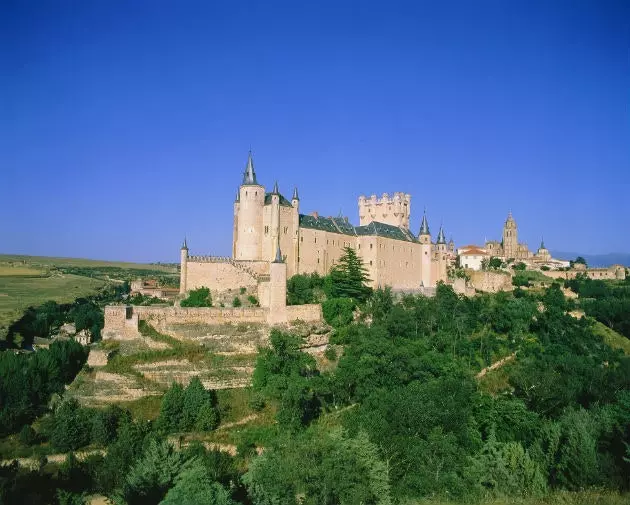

291,187,300,275
268,240,287,324
234,151,265,260
418,210,432,288
179,238,188,295
436,225,448,282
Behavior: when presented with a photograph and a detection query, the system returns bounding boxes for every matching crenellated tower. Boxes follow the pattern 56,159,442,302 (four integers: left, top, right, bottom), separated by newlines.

234,151,265,260
358,192,411,229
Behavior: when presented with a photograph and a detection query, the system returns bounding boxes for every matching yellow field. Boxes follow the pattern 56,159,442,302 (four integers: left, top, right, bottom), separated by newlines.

0,265,45,276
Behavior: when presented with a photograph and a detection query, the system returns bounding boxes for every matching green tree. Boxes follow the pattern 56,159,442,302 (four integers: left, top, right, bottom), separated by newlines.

50,399,92,452
327,247,372,301
116,439,189,505
182,377,217,431
243,427,391,505
159,463,235,505
322,298,355,327
155,383,185,433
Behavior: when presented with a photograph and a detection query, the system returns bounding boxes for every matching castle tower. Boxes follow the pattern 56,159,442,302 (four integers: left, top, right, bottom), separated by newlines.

269,181,281,262
358,192,411,229
179,238,188,295
268,241,287,324
291,187,300,275
234,151,265,260
436,225,448,282
418,211,432,288
448,236,455,253
502,211,518,259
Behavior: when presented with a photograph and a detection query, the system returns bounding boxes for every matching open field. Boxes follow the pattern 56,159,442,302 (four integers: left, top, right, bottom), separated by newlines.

0,254,179,337
0,273,106,336
0,254,177,271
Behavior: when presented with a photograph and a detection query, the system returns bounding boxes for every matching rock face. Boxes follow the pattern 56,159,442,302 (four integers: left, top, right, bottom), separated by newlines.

87,349,110,367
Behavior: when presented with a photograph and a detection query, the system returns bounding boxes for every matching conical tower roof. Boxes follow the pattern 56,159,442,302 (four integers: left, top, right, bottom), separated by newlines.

242,151,258,185
273,238,283,263
419,211,430,236
292,187,299,200
181,237,188,250
272,181,279,194
437,225,446,244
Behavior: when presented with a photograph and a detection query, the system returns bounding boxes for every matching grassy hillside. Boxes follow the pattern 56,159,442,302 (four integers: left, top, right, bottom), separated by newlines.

0,254,176,271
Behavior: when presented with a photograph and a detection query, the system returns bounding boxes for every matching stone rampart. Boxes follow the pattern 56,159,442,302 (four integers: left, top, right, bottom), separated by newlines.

543,265,626,281
286,304,322,322
103,303,323,339
469,270,513,293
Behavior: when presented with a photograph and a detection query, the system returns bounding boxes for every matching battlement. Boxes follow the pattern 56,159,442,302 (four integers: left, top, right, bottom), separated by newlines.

358,192,411,229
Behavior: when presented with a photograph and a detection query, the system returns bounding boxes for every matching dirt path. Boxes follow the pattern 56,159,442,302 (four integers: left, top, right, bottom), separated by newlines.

476,352,516,378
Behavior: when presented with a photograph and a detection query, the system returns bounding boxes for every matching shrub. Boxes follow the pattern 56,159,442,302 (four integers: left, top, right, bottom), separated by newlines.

247,295,259,306
181,287,212,307
324,346,338,361
18,424,38,446
232,297,242,307
541,265,550,271
322,298,355,327
239,287,246,295
248,393,266,412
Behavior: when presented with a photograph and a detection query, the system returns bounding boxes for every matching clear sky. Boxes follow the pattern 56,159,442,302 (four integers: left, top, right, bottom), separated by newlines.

2,1,629,262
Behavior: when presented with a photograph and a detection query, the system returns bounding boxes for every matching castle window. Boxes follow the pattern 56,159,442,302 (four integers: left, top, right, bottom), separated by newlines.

317,258,320,264
370,260,373,266
315,238,317,243
301,236,303,242
284,226,288,234
358,244,361,249
370,244,373,250
255,191,257,196
264,226,269,234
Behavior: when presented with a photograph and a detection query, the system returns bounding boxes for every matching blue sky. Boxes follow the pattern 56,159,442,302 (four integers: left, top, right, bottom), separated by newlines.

2,1,629,262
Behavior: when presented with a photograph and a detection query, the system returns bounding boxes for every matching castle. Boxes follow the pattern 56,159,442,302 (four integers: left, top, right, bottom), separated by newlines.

179,152,454,302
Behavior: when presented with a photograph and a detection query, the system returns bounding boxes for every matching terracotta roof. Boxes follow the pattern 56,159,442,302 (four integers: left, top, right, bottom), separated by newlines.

460,248,488,256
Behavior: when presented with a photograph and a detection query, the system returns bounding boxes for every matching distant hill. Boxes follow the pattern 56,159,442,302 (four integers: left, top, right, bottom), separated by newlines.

550,251,630,268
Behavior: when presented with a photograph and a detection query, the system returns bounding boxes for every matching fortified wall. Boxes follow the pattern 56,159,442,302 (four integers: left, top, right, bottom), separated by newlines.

542,265,626,281
103,303,322,339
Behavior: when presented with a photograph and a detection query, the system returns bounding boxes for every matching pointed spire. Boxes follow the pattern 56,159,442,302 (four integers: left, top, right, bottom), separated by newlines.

235,189,240,202
540,237,546,250
181,237,188,250
272,181,279,194
437,225,446,244
292,186,299,200
449,236,454,245
273,237,283,263
242,150,258,185
419,210,430,236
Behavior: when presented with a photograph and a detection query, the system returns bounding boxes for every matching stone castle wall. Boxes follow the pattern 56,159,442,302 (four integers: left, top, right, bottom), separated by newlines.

103,303,323,339
543,266,625,281
469,270,513,293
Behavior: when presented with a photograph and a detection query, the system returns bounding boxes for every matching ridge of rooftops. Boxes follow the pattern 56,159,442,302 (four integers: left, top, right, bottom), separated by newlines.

299,212,418,243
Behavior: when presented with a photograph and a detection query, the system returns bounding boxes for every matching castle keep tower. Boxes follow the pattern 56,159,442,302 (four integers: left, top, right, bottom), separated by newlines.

502,211,518,259
418,211,432,288
359,192,411,229
179,238,188,294
234,152,265,261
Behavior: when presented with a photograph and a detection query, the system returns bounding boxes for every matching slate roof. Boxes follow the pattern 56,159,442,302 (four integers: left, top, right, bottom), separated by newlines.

264,192,293,207
299,215,418,242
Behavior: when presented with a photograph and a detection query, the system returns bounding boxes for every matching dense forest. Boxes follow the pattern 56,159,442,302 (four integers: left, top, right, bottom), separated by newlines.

1,249,629,504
